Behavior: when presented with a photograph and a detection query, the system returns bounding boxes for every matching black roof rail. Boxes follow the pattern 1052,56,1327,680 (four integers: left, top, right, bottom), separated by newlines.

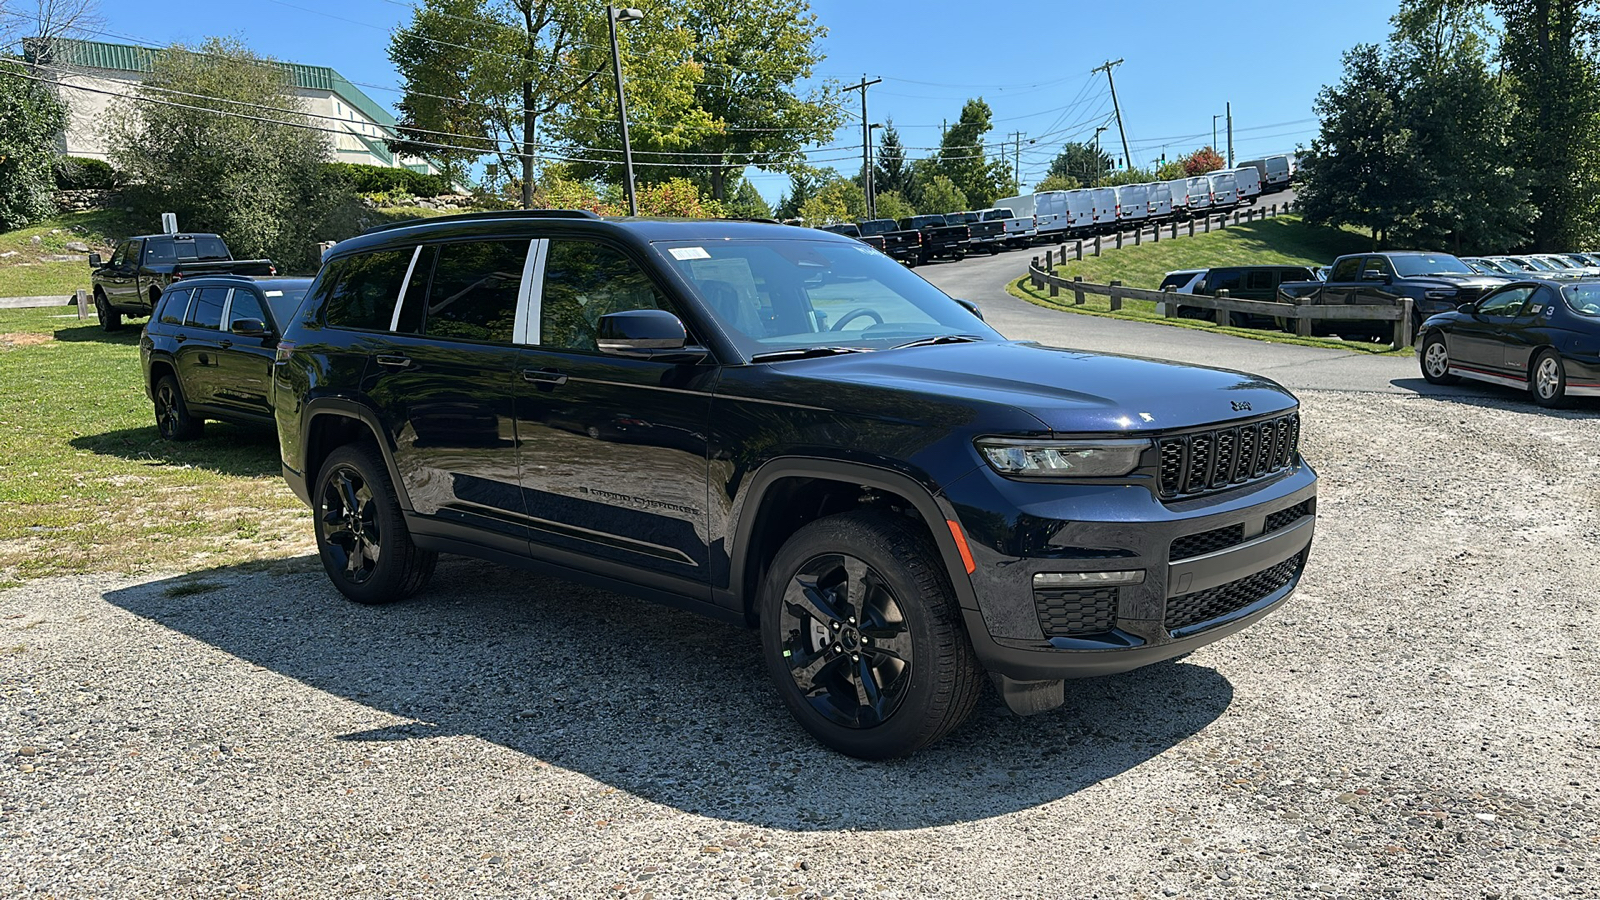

359,208,602,236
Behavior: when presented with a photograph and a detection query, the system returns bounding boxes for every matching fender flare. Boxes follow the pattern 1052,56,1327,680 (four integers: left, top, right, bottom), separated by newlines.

300,397,414,511
727,457,980,615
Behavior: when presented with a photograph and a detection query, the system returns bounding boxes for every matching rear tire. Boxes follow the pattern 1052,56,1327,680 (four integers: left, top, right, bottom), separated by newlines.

1531,350,1568,408
152,374,203,441
313,444,437,605
759,509,984,759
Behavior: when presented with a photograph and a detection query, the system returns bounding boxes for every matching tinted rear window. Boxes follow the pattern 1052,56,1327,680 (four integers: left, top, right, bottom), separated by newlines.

322,249,415,331
157,289,192,325
982,209,1014,220
184,287,229,330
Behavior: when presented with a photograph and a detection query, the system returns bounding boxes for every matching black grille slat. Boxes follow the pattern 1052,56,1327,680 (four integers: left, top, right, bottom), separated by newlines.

1165,552,1304,631
1264,499,1313,534
1034,587,1119,636
1155,413,1301,500
1169,524,1245,561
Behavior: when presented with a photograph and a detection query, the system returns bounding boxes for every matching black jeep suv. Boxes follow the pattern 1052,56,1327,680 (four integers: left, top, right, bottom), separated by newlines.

273,210,1318,758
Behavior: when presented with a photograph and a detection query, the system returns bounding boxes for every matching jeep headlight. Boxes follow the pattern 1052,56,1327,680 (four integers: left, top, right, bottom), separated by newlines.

975,437,1149,478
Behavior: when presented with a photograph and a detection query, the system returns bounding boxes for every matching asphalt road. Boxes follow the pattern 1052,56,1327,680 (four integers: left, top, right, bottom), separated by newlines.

916,193,1506,400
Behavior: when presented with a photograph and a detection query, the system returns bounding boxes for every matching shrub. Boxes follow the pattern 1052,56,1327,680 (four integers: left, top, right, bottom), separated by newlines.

323,161,452,197
53,156,119,190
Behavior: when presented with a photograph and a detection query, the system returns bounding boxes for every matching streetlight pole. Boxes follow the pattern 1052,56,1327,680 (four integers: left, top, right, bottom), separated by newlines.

867,122,882,220
607,6,644,216
1212,114,1221,152
1093,125,1108,179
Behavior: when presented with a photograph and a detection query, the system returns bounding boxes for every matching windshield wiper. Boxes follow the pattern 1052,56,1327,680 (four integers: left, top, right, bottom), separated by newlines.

889,334,985,350
749,346,872,364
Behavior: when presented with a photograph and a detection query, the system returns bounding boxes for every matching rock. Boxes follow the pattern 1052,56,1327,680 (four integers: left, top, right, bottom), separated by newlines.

65,241,90,252
0,250,16,258
29,235,42,245
17,746,38,756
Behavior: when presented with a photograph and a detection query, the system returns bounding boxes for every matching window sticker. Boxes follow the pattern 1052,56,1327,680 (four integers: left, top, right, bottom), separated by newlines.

264,290,284,297
670,246,711,260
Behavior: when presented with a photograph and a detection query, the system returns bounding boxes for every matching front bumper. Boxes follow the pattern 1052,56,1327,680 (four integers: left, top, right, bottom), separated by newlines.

941,460,1317,681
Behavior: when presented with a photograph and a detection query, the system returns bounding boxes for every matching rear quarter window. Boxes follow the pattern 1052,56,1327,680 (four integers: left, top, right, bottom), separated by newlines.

156,289,192,325
321,249,416,331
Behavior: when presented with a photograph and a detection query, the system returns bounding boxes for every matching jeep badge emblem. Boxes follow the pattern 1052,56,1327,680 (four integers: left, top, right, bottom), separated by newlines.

1231,401,1252,412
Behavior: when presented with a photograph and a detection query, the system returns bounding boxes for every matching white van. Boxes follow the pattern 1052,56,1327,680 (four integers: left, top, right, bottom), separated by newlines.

1089,187,1119,231
1146,181,1174,219
1166,179,1192,217
1114,184,1149,226
1185,176,1213,214
1062,189,1095,234
1032,191,1067,236
1262,155,1292,192
1231,167,1262,204
1208,170,1239,208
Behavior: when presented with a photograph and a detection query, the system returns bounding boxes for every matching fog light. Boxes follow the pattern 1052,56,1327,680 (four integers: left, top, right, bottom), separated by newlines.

1033,570,1145,587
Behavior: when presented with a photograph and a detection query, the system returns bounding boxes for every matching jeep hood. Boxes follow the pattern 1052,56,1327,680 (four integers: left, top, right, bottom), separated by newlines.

775,340,1297,433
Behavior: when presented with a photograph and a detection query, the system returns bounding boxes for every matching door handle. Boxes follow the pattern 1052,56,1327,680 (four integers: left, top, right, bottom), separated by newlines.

522,367,568,385
374,354,413,369
218,340,233,349
174,334,187,343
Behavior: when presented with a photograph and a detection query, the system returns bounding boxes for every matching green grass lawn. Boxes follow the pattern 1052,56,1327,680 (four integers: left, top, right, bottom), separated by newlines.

0,307,312,585
0,209,136,300
1043,216,1374,289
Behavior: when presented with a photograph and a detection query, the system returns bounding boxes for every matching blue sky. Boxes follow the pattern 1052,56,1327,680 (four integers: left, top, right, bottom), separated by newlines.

91,0,1400,203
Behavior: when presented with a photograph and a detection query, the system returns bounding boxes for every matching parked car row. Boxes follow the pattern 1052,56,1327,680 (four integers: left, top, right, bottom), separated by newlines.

127,209,1320,760
995,166,1265,243
820,207,1033,266
1463,253,1600,278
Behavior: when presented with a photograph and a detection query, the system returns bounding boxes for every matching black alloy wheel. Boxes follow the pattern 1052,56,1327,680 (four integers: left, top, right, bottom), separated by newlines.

152,374,203,440
96,292,122,332
1420,335,1460,385
1531,350,1568,408
313,444,437,604
760,510,983,759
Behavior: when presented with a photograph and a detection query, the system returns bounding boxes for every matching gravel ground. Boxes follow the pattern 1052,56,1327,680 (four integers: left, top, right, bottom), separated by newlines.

3,389,1598,899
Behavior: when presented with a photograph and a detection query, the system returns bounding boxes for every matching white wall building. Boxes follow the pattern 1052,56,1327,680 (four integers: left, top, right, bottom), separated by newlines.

28,38,438,174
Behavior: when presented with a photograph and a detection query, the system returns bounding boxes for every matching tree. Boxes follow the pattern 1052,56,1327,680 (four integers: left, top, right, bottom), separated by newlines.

873,119,911,198
1154,160,1188,182
1033,173,1080,192
873,189,914,221
917,174,967,214
0,62,66,230
933,98,1010,208
1096,167,1158,188
1046,140,1111,185
775,165,825,219
724,177,772,218
106,38,347,270
1492,0,1600,249
1181,147,1227,177
551,0,842,201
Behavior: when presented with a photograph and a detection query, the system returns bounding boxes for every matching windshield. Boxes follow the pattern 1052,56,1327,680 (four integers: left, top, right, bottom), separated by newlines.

1512,256,1555,271
260,281,312,325
1562,283,1600,315
657,239,1001,358
1389,254,1474,277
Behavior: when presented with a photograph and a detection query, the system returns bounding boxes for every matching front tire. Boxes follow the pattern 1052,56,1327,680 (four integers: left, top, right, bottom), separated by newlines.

152,375,203,440
1531,350,1568,408
95,292,122,332
759,510,984,759
1420,335,1460,385
313,444,437,605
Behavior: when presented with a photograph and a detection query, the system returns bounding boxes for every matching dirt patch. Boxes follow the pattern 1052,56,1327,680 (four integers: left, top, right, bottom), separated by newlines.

0,333,53,349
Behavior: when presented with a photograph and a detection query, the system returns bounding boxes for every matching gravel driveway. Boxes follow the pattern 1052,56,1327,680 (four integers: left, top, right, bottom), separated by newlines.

3,390,1597,899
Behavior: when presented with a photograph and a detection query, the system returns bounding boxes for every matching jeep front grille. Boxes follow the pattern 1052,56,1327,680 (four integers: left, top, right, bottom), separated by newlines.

1168,499,1315,561
1157,413,1300,499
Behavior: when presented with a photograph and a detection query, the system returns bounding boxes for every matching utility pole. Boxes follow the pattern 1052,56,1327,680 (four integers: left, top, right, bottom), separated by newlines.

1226,101,1234,167
1212,114,1221,152
846,75,881,220
1009,130,1024,190
1092,59,1132,172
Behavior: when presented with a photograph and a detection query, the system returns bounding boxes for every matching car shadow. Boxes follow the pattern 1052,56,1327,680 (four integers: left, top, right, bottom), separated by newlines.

104,555,1236,831
70,424,282,478
52,320,142,345
1388,377,1600,414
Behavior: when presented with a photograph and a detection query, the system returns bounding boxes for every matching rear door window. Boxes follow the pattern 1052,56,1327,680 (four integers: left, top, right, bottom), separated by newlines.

1247,270,1274,291
323,249,415,331
144,239,176,265
184,287,230,330
1330,258,1361,281
421,240,527,344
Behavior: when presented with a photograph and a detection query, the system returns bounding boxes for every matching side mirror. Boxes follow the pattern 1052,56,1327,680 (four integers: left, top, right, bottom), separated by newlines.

596,309,706,362
954,298,985,321
230,318,271,338
89,253,103,268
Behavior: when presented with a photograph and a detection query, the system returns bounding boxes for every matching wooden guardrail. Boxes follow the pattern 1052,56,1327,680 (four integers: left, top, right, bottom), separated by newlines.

1025,261,1416,349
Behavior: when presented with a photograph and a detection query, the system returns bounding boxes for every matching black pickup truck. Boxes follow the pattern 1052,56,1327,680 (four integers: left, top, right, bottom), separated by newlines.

818,223,888,255
1277,251,1508,337
856,218,923,267
942,211,1005,254
90,233,276,331
899,214,969,264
